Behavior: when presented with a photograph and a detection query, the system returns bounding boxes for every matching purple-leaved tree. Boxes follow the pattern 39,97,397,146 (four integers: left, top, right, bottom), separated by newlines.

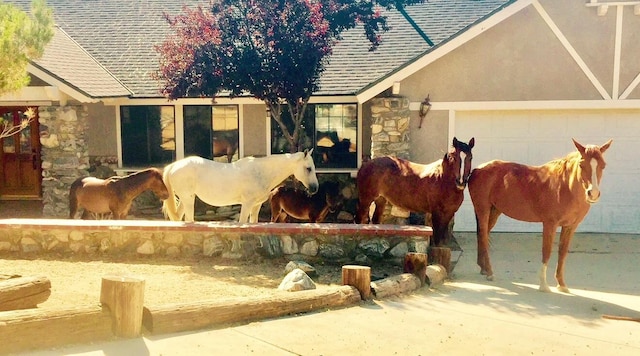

155,0,423,152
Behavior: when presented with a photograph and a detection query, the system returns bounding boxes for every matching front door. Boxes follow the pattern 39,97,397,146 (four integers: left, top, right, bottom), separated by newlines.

0,107,41,199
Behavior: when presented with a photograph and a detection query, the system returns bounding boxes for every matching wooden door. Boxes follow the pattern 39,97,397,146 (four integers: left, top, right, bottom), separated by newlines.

0,107,41,199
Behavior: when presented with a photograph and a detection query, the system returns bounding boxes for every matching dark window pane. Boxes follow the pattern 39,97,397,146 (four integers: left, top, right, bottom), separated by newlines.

184,105,239,162
121,106,175,166
271,104,357,168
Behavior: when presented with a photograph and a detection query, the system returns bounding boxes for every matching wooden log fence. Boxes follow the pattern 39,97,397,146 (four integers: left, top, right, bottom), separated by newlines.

0,250,446,353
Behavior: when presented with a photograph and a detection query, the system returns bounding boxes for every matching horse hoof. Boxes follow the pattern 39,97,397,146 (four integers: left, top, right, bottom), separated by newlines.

538,285,551,293
557,286,570,294
485,275,494,281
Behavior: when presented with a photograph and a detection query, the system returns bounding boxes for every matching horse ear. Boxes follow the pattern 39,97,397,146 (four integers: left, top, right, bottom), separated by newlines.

304,148,314,157
572,138,586,156
469,137,475,149
453,137,459,146
599,139,613,154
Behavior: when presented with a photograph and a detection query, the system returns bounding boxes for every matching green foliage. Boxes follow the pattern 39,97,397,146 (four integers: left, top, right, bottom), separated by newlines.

0,0,54,95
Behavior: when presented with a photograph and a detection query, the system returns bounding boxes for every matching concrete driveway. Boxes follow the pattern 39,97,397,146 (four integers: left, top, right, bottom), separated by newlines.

23,232,640,355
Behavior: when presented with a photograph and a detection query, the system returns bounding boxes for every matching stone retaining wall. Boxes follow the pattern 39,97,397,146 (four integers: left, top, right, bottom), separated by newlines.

0,220,432,266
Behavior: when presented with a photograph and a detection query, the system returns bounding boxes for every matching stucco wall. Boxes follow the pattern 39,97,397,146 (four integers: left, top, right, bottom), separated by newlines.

409,110,450,165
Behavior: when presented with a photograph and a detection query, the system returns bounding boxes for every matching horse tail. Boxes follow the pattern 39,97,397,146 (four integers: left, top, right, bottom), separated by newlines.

162,164,181,221
69,178,81,219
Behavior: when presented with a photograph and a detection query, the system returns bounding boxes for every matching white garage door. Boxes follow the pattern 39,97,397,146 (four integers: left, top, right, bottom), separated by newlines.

452,109,640,234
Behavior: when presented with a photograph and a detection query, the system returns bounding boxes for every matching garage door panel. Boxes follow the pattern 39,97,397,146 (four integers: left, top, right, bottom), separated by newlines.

454,109,640,234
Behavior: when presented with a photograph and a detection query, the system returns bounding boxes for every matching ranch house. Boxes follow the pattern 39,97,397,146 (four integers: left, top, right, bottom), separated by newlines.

1,0,639,234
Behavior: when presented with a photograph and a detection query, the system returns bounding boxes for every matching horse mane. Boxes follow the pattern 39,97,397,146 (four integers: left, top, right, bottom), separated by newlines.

108,168,162,184
546,151,582,176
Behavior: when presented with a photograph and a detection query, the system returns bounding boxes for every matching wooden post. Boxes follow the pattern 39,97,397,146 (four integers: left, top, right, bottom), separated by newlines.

425,264,448,287
100,275,145,338
429,247,451,275
403,252,428,286
0,276,51,311
341,265,371,300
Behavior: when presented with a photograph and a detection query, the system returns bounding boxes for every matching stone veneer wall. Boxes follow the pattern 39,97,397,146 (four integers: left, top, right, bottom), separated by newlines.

369,97,411,221
39,105,90,218
369,97,410,160
0,220,432,266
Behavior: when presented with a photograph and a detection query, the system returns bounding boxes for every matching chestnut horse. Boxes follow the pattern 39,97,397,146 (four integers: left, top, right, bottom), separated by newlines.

270,180,342,223
356,137,475,246
69,168,170,219
468,138,612,293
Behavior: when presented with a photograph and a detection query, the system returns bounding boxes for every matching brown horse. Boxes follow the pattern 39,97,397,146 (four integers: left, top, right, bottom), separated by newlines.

69,168,170,219
270,181,342,223
356,137,475,246
468,138,612,293
212,134,239,163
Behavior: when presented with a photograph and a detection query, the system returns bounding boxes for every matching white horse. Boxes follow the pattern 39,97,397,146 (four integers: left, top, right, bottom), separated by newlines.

162,149,319,223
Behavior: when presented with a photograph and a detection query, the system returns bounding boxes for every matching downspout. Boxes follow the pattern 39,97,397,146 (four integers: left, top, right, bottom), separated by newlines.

397,3,434,46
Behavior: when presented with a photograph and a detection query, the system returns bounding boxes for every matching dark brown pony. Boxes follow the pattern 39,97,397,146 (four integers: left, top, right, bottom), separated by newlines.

212,135,239,163
69,168,170,219
468,138,612,293
270,181,342,223
356,137,475,246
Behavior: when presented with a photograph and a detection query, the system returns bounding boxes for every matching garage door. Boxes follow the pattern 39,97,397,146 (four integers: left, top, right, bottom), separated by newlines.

452,109,639,234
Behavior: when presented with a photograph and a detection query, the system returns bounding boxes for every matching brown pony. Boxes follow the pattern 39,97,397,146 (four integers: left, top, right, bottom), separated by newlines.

270,181,342,223
69,168,170,219
356,137,475,246
468,138,612,293
212,135,239,163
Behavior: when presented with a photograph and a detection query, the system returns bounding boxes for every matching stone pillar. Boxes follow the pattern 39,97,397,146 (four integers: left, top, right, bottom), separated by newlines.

39,105,90,217
369,97,410,160
369,97,411,222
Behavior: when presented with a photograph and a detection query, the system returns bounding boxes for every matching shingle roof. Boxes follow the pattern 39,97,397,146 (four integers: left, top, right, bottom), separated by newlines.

10,0,515,99
319,0,516,95
32,26,131,98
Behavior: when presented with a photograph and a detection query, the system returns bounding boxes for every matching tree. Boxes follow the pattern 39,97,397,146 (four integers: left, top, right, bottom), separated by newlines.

156,0,422,153
0,0,54,137
0,0,54,95
1,108,36,139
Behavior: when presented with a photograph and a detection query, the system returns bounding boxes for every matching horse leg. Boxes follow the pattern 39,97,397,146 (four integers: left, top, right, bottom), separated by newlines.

355,197,373,224
555,225,576,293
538,223,559,292
371,197,387,224
476,206,500,280
182,195,196,222
239,204,251,223
270,198,281,222
430,213,448,247
248,203,262,223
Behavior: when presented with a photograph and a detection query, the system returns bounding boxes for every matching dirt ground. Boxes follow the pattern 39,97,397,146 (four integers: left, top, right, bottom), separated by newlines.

0,254,404,309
